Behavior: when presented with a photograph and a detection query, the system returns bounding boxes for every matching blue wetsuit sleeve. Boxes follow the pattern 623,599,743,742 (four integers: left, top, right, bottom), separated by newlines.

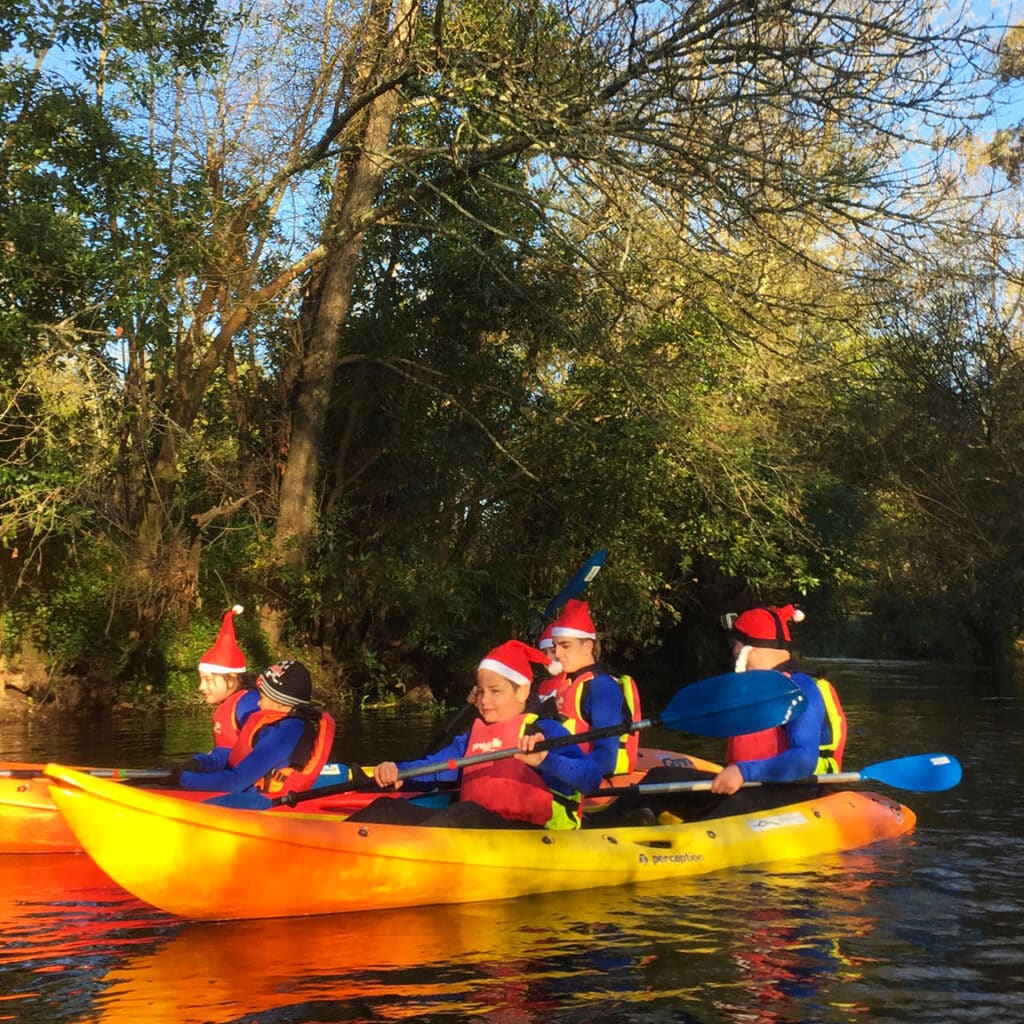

235,688,261,726
180,717,306,792
394,734,469,785
736,675,825,783
535,719,604,795
582,674,629,778
189,746,230,771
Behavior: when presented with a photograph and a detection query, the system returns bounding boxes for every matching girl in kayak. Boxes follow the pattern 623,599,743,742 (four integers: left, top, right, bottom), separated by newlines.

191,604,261,758
172,659,336,808
348,640,602,829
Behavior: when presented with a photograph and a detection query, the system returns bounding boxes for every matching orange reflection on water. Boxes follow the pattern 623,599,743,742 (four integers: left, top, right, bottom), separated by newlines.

0,854,170,1022
83,886,652,1024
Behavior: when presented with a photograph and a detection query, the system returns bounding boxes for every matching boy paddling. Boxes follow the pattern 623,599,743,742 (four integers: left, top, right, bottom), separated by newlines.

348,640,601,829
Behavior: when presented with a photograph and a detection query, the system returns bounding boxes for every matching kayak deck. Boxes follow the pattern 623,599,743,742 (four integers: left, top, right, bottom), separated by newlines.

45,763,916,920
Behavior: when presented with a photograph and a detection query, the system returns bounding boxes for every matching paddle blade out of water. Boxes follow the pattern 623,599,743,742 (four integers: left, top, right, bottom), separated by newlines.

660,670,806,738
537,548,608,627
855,752,963,792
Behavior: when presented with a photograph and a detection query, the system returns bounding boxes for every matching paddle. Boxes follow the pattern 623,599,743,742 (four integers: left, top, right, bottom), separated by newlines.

276,668,806,807
1,759,354,784
589,752,963,797
0,763,174,781
418,548,609,757
529,548,607,640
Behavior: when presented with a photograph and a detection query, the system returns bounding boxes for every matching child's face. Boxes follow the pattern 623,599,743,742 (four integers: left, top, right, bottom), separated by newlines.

258,690,290,713
551,637,593,674
474,669,528,723
198,671,237,705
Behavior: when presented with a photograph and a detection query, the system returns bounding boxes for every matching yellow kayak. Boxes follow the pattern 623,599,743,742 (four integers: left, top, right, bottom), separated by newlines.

0,746,707,855
45,762,916,921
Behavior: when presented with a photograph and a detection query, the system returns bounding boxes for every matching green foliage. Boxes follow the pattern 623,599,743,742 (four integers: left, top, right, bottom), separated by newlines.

0,537,125,677
0,0,1020,706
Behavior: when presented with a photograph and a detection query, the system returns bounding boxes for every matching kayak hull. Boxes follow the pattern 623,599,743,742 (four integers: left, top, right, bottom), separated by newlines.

1,747,709,854
45,763,916,920
0,777,220,854
0,777,81,854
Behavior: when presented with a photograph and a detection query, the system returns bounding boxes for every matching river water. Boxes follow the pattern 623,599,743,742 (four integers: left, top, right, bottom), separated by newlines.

0,659,1021,1024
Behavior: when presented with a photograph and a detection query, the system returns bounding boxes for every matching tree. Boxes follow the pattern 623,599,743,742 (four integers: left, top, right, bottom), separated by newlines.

0,0,1013,690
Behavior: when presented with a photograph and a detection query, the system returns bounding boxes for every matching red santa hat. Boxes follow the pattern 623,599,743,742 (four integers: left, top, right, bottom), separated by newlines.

550,598,597,640
727,604,805,672
198,605,246,674
536,624,563,675
478,640,552,688
537,624,555,651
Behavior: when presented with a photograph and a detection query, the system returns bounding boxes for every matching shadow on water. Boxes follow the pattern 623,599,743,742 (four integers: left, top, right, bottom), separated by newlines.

0,660,1022,1023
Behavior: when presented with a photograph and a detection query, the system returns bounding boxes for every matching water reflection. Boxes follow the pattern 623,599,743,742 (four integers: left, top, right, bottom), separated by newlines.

0,855,167,1023
78,887,678,1024
0,851,928,1024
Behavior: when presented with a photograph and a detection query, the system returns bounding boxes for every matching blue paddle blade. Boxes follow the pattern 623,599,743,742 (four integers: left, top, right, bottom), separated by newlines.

861,753,963,792
660,670,806,738
542,549,607,621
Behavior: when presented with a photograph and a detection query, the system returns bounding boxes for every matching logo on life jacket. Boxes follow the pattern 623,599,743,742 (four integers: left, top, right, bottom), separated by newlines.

469,736,504,755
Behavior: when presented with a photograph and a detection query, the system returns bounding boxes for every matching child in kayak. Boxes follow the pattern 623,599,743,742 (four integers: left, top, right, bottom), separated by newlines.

539,600,642,779
347,640,602,829
190,604,261,761
711,604,846,795
172,659,336,809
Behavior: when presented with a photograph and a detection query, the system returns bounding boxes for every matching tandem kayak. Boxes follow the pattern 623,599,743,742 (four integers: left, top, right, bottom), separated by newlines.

0,747,705,854
44,762,916,920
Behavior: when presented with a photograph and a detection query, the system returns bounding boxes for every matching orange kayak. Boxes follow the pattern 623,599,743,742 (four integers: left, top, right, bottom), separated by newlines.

45,762,916,920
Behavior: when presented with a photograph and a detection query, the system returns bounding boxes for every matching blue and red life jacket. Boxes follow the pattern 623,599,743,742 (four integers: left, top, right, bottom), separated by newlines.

726,674,846,774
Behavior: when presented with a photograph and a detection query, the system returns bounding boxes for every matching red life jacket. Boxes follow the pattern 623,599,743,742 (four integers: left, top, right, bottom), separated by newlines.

725,675,847,773
227,709,337,796
725,724,787,764
460,714,580,828
536,669,641,776
211,688,252,749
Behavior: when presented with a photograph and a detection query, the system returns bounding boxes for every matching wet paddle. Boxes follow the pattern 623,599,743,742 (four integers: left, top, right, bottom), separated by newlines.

418,548,609,757
590,752,964,797
277,669,806,806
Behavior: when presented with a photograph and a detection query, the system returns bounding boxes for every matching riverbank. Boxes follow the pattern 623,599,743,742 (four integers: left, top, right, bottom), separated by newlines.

0,684,33,723
0,656,121,722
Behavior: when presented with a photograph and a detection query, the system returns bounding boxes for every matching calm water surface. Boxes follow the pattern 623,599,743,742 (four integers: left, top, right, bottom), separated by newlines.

0,660,1021,1024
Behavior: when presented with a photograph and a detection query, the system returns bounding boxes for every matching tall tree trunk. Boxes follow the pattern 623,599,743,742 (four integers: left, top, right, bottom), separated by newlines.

263,0,420,643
